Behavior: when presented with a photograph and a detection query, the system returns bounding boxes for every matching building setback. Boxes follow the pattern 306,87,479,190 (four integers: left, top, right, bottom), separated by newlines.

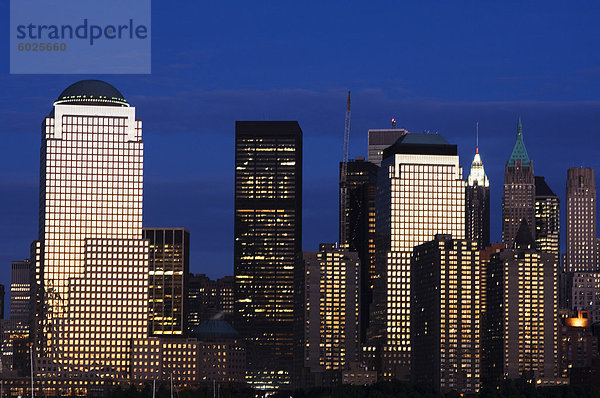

411,236,481,394
534,177,560,260
486,220,558,383
234,121,302,389
143,228,190,337
466,146,490,249
339,157,378,343
565,168,597,272
294,244,360,388
502,119,535,248
370,132,465,380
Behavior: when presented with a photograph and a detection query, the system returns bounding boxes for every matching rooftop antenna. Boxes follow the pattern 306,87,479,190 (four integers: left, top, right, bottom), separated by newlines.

476,122,479,154
391,118,397,129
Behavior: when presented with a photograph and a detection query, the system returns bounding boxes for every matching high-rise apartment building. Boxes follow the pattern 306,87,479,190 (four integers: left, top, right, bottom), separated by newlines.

234,121,302,389
565,168,597,272
502,119,535,247
367,129,408,166
534,176,560,259
486,220,558,383
294,244,360,388
143,228,190,337
466,146,490,249
339,157,378,343
411,236,481,394
36,80,149,378
10,260,31,322
371,133,465,380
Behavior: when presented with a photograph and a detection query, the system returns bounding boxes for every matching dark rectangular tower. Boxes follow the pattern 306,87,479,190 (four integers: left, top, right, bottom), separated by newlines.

234,121,302,389
143,228,190,337
534,176,560,259
339,157,378,343
466,147,490,249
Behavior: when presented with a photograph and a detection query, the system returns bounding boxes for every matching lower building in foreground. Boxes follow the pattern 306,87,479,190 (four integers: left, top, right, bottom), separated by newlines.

558,310,598,378
486,220,558,383
411,235,481,394
132,318,246,388
294,244,360,388
572,272,600,323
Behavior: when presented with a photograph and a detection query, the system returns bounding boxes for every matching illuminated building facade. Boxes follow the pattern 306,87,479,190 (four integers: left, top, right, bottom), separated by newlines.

558,310,597,378
534,176,560,258
466,146,490,249
294,244,360,387
411,236,481,394
144,227,190,337
10,260,32,323
367,129,408,166
0,319,30,376
487,220,558,382
572,272,600,323
565,167,597,272
502,119,535,247
339,157,378,343
372,133,465,380
36,80,149,378
234,121,302,389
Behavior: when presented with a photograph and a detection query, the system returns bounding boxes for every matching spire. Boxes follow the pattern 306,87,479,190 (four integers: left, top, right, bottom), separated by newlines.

467,124,489,187
507,117,531,168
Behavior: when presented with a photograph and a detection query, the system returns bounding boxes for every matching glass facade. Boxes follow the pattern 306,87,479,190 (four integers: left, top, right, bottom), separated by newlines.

373,134,465,380
37,86,150,377
234,121,302,389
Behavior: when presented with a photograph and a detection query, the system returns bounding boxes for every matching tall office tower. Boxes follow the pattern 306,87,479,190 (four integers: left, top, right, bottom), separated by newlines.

371,133,465,380
367,129,408,166
143,228,190,337
502,119,535,247
294,244,360,388
411,236,481,394
466,146,490,249
10,260,32,322
534,176,560,258
37,80,149,378
565,168,597,272
486,221,558,383
234,121,302,389
339,157,378,343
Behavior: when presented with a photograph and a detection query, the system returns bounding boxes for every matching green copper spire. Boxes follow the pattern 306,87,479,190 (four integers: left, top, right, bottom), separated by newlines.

507,117,530,168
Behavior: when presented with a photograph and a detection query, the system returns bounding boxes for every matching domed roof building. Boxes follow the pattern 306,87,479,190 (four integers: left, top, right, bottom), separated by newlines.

54,80,129,107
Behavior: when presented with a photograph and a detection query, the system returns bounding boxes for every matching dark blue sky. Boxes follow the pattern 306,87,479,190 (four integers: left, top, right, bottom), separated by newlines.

1,1,600,294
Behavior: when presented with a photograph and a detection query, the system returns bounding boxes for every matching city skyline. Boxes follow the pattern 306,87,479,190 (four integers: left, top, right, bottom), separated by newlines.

2,2,600,288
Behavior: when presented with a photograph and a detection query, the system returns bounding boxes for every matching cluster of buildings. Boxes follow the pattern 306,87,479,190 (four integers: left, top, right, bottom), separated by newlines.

2,80,600,396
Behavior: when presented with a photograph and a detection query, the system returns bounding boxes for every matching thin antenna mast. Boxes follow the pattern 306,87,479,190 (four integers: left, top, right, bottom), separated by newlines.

476,122,479,153
340,91,351,246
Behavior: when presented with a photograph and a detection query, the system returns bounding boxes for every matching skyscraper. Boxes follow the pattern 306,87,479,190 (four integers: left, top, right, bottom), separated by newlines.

534,176,560,259
487,220,558,382
36,80,149,378
339,157,378,343
502,119,535,247
411,235,481,394
466,146,490,249
367,129,408,166
143,227,190,337
10,260,31,322
294,244,360,387
565,168,597,272
234,121,302,389
371,133,465,380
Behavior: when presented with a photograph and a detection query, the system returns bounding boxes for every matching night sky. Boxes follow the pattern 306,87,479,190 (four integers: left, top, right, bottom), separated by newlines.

1,1,600,299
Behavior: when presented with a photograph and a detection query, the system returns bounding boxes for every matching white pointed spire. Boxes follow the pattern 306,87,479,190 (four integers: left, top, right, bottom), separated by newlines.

467,123,489,187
